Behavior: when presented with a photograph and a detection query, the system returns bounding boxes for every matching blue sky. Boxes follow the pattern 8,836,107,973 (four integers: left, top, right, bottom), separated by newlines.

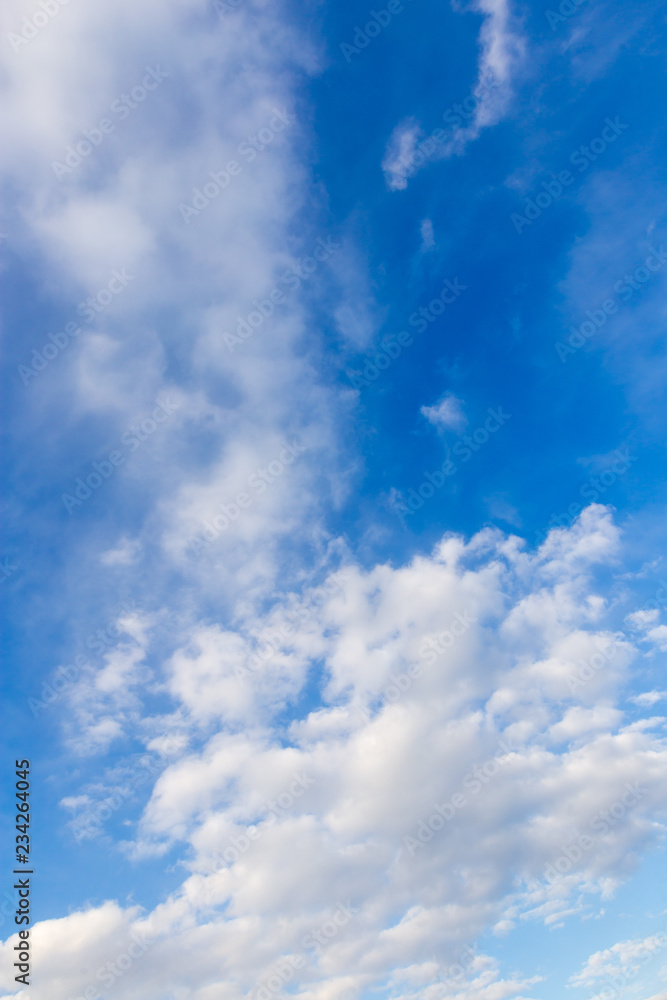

1,0,667,999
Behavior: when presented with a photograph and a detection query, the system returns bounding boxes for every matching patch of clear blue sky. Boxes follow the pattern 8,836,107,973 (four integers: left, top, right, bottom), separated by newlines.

306,0,667,567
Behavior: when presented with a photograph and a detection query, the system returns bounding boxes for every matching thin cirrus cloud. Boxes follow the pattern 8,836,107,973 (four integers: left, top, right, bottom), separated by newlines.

382,0,525,190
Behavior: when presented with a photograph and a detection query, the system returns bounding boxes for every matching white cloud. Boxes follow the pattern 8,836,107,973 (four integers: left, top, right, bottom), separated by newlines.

381,119,422,191
381,0,525,189
420,218,435,250
627,608,661,629
473,0,525,104
61,613,153,753
628,610,667,652
100,537,141,566
420,395,467,431
3,0,351,622
450,0,526,148
569,931,667,986
546,705,623,744
485,495,523,527
646,624,667,651
2,3,666,1000
5,508,666,1000
631,690,667,707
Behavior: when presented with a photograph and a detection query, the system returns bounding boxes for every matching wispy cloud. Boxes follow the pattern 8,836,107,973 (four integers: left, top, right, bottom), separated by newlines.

420,394,467,431
382,0,525,189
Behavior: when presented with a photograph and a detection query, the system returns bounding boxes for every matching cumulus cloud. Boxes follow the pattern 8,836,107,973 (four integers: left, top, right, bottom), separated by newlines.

5,507,667,1000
